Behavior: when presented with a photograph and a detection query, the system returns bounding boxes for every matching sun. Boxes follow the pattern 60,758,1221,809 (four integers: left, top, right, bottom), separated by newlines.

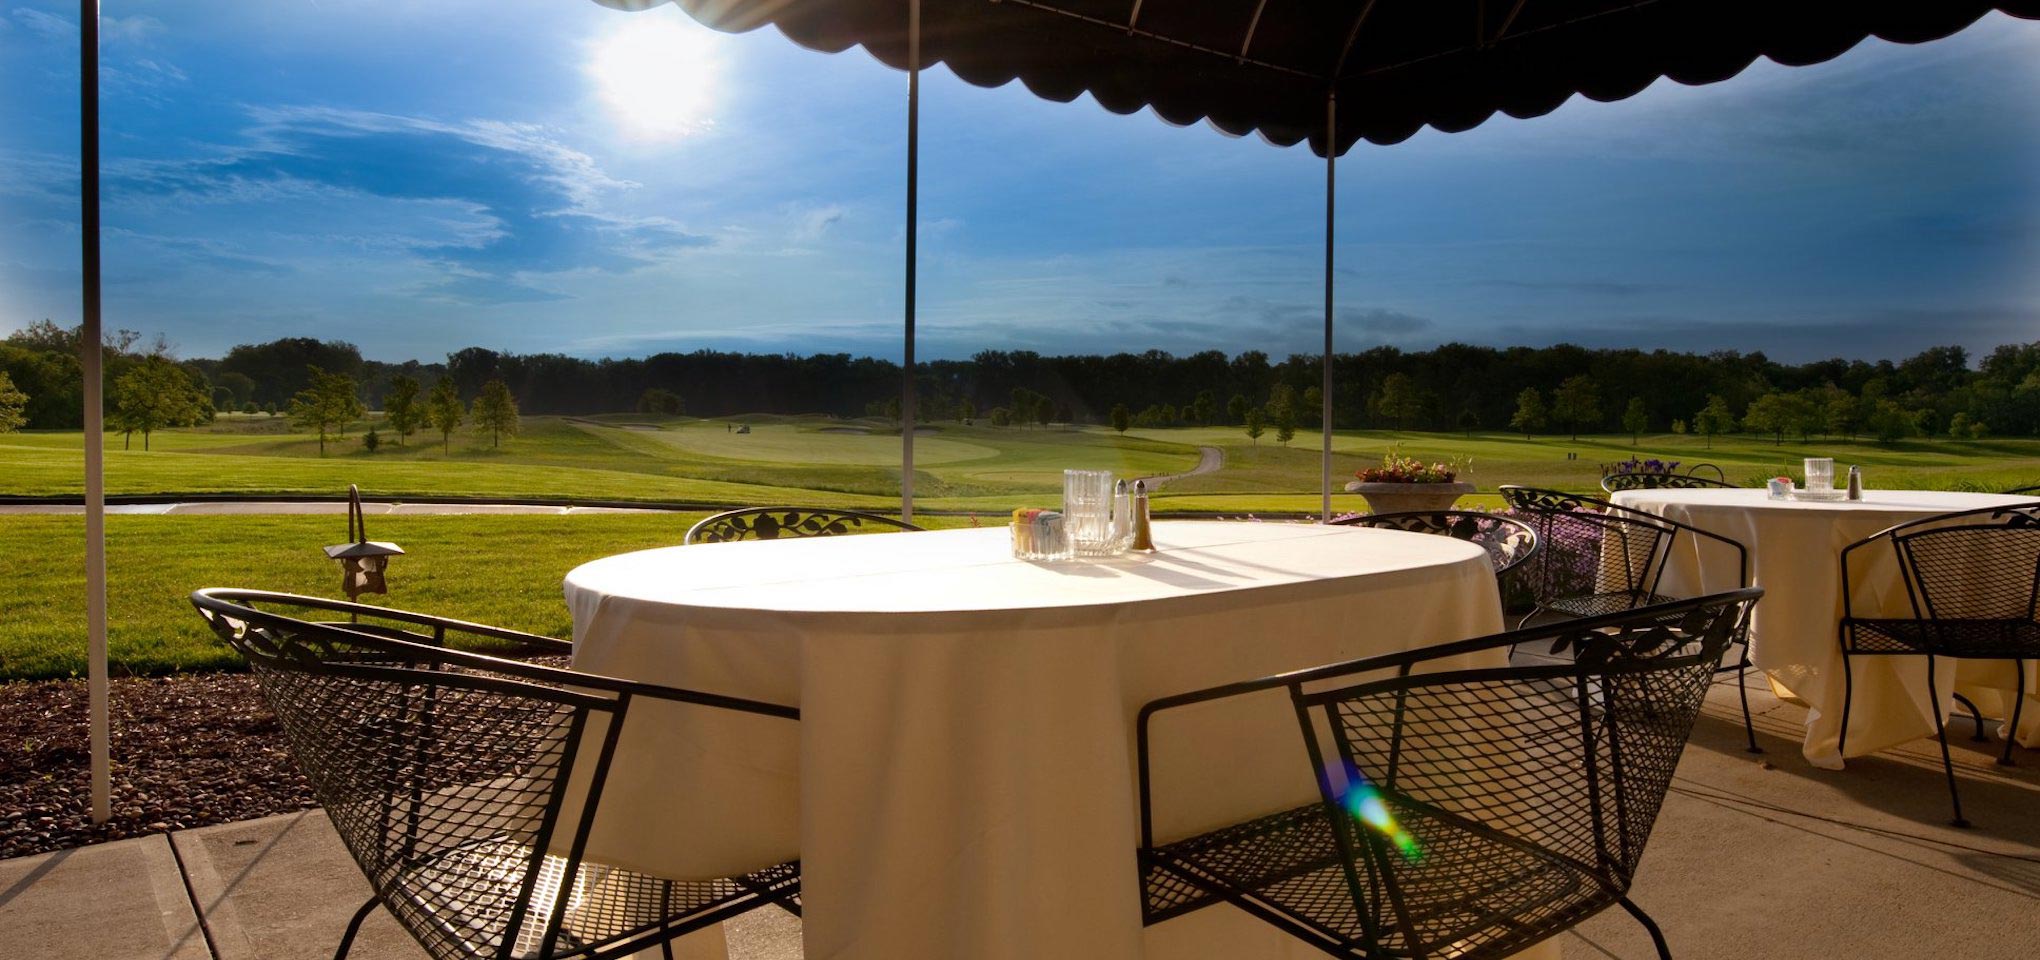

589,15,722,142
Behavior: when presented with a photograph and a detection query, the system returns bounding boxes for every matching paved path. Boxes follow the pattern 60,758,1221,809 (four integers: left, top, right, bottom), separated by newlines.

1135,445,1223,488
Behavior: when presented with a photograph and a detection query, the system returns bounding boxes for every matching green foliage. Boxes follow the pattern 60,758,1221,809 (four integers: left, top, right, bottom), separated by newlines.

1694,395,1737,449
959,398,976,423
988,406,1011,427
1671,419,1688,435
0,371,26,433
472,378,521,448
1375,373,1429,431
637,386,685,416
1190,390,1218,427
1509,387,1547,438
362,427,381,453
1109,403,1131,433
110,356,209,450
383,375,423,444
427,378,464,451
1455,406,1480,438
1551,375,1601,440
1620,397,1648,445
1226,393,1250,426
1244,407,1265,444
288,365,365,456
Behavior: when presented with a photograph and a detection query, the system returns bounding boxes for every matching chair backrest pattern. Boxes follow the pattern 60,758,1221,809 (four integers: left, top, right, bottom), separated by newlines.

1293,594,1753,958
685,508,922,544
1499,487,1677,608
1600,472,1736,494
1893,505,2040,622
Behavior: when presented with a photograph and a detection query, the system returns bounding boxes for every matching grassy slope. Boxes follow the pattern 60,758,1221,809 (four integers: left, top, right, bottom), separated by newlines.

0,512,982,680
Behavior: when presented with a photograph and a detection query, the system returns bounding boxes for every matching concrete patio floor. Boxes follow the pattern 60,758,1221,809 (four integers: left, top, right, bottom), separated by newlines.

3,678,2036,959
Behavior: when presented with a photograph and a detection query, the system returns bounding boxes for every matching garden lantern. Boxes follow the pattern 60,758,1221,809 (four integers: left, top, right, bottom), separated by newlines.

324,485,403,600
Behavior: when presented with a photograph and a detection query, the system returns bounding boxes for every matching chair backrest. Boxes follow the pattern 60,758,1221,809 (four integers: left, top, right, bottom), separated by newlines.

1290,590,1758,959
191,589,796,960
1600,472,1737,494
685,507,923,544
1498,486,1681,606
1888,504,2040,621
1333,510,1541,578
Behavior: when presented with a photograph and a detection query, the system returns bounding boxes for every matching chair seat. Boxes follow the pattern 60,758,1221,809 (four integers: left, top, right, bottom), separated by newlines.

1844,618,2040,657
1143,801,1610,959
1541,591,1678,621
377,834,797,960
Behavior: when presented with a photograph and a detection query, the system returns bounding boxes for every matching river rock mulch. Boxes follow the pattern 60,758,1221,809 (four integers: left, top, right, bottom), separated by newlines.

1,673,312,859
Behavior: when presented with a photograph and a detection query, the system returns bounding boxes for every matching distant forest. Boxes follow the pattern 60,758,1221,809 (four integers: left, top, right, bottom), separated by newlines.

7,319,2040,440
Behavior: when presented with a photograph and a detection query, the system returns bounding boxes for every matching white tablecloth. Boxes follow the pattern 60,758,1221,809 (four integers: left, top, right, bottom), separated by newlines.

564,521,1524,960
1610,488,2040,767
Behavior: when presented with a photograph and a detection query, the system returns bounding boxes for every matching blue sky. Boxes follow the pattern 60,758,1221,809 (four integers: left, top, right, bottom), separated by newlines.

2,2,2037,364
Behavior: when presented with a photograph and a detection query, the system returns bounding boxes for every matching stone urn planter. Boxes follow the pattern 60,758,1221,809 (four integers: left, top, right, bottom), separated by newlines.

1343,480,1475,514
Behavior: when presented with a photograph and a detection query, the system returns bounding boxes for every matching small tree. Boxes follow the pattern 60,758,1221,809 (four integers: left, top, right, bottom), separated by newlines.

1244,407,1265,445
1226,393,1250,425
1551,375,1601,441
0,372,26,434
427,378,464,451
288,366,365,457
1947,412,1974,441
1301,386,1323,429
383,375,423,445
988,406,1011,427
1868,398,1918,443
362,427,381,453
1190,390,1218,427
1694,394,1736,449
637,387,685,416
1274,403,1297,446
112,356,205,451
1671,418,1688,435
471,378,520,448
1455,407,1479,438
1509,387,1547,439
1741,392,1799,446
1821,385,1858,440
1621,397,1649,446
1375,373,1428,432
1109,403,1131,433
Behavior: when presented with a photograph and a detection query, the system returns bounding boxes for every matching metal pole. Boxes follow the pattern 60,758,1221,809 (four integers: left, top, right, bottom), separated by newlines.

1320,92,1336,523
900,0,920,523
81,0,110,825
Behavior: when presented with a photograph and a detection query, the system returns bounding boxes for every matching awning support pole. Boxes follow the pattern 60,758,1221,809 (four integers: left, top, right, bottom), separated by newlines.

900,0,920,522
1320,91,1336,523
81,0,110,824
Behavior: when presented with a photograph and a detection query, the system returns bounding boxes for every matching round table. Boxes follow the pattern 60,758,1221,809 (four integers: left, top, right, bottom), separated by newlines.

563,521,1515,960
1609,488,2040,768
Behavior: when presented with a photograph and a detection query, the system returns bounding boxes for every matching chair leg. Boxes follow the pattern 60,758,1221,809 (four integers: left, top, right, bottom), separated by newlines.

1736,645,1761,754
1954,692,1988,742
1837,654,1853,761
1927,658,1970,828
2000,663,2025,768
333,898,378,960
1617,896,1673,960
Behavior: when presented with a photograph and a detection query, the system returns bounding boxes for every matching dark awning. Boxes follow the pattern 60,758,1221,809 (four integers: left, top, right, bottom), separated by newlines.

599,1,2039,155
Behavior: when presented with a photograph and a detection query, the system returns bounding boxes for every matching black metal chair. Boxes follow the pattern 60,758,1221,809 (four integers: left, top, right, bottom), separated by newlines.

685,507,922,544
2006,485,2040,496
1138,589,1762,960
1498,486,1760,753
1687,463,1727,482
1600,472,1738,495
1838,503,2040,827
1330,511,1540,579
191,589,801,960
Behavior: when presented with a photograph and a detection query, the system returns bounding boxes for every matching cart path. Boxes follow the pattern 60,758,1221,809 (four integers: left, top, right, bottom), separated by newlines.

1134,445,1223,488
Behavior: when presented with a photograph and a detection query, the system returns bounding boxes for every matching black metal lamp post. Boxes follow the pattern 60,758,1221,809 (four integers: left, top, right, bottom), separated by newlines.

325,485,403,601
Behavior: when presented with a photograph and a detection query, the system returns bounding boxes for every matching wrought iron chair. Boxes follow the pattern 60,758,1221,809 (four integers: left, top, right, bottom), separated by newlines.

1687,463,1727,482
2006,485,2040,496
1838,503,2040,827
1498,486,1759,753
1330,511,1541,579
1599,472,1738,495
1138,589,1761,960
685,507,923,544
191,589,801,960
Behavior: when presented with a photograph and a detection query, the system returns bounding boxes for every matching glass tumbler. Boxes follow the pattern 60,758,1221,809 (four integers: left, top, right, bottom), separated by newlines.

1803,458,1835,492
1063,469,1116,556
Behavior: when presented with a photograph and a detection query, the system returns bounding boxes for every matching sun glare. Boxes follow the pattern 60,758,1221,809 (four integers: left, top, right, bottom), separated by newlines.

589,15,721,142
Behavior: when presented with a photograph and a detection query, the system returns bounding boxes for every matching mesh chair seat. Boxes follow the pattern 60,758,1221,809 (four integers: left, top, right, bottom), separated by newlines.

1542,590,1680,621
1844,617,2040,657
1144,801,1601,959
384,837,796,960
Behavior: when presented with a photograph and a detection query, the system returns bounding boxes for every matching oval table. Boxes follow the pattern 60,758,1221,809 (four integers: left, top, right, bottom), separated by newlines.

563,520,1525,960
1609,488,2040,768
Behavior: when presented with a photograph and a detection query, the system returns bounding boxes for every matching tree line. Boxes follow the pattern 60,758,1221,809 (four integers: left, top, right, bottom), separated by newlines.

7,319,2040,443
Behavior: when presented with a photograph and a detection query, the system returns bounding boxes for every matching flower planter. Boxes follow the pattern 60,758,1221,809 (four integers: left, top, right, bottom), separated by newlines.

1343,480,1475,514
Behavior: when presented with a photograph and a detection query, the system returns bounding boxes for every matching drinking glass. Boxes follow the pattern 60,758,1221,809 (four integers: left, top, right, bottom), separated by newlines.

1803,458,1835,492
1063,469,1116,555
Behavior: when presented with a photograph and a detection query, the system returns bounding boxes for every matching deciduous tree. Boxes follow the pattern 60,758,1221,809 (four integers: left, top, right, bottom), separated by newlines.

472,378,520,448
1509,388,1547,439
1621,397,1649,446
289,366,365,457
0,372,26,434
1551,375,1601,441
1109,403,1131,433
112,356,207,451
383,376,423,445
427,378,464,452
1694,395,1737,449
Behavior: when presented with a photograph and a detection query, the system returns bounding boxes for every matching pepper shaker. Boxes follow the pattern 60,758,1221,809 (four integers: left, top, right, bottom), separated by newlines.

1129,480,1155,551
1846,465,1863,501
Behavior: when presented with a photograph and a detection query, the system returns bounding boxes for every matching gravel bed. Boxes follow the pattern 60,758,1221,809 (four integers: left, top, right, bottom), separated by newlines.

1,673,311,859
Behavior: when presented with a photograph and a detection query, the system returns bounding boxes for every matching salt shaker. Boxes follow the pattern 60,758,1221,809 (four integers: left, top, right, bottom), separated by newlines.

1129,480,1155,551
1846,465,1863,501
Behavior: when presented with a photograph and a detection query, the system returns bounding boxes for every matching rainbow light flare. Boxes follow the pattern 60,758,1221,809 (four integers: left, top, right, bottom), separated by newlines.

1342,779,1423,861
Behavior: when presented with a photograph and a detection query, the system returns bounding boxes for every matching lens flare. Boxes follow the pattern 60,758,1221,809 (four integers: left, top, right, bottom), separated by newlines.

1342,777,1422,861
